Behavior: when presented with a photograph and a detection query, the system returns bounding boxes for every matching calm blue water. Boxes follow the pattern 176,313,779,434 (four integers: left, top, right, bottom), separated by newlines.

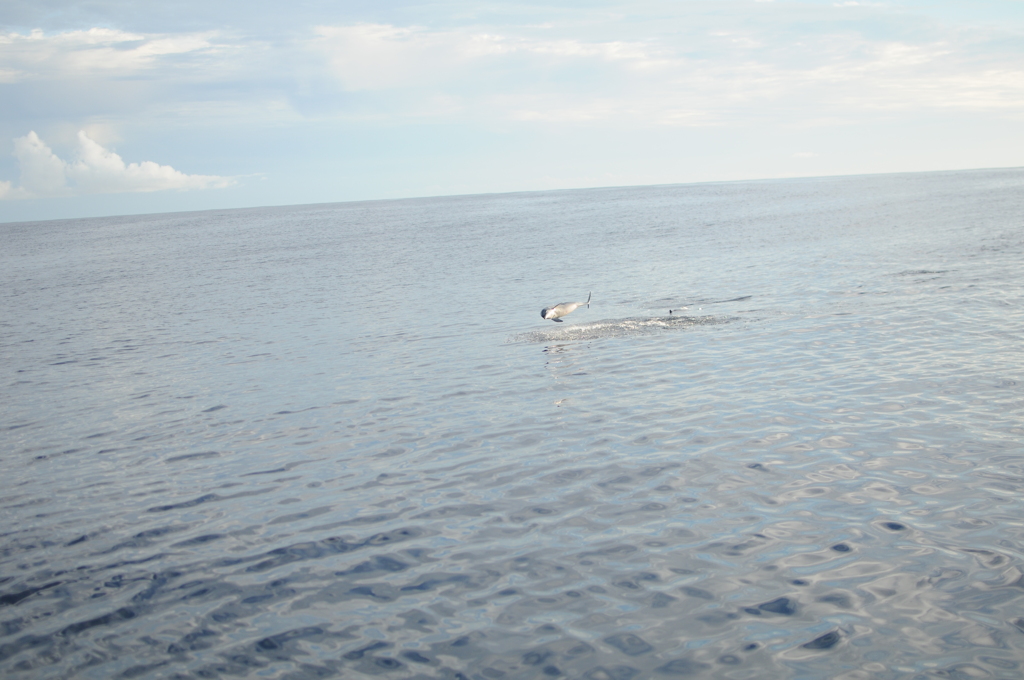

2,169,1023,679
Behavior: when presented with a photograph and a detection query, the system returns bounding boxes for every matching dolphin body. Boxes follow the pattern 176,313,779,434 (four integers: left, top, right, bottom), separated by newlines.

541,292,591,322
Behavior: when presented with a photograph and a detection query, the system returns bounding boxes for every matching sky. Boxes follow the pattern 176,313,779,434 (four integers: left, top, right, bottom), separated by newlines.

1,0,1023,223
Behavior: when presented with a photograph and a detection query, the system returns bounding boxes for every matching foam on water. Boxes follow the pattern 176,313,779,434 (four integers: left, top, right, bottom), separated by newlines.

509,314,738,343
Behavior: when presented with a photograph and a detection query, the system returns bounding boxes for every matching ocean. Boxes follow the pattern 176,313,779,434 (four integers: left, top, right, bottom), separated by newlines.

1,168,1023,679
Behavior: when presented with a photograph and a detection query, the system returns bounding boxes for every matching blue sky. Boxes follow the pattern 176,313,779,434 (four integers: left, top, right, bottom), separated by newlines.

2,0,1023,222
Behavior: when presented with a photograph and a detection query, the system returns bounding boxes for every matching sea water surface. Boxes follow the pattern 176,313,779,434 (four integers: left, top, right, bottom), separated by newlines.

2,169,1023,679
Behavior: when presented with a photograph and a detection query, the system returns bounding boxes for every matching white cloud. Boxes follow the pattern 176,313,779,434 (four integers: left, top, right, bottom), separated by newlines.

0,180,26,200
13,131,67,197
305,21,1024,127
0,27,222,83
312,24,502,91
311,23,673,92
2,130,234,199
8,17,1024,134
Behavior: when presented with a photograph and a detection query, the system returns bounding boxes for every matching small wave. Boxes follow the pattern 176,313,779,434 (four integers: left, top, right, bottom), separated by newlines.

508,315,737,343
642,295,752,310
894,269,950,277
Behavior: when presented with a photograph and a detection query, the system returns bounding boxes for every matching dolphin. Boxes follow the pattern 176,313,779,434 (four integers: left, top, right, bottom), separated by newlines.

541,292,591,322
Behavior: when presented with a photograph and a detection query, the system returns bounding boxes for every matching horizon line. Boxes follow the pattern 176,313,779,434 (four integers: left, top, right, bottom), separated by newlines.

2,163,1022,227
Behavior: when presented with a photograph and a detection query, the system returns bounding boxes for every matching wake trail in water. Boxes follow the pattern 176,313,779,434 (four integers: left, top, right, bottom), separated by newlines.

509,314,738,343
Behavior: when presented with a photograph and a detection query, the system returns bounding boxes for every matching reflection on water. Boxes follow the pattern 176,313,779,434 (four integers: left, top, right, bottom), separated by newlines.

2,169,1024,679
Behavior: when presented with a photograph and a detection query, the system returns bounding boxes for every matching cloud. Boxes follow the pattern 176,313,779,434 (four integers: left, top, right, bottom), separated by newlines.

0,180,25,200
12,131,66,197
311,23,673,92
0,26,302,129
305,20,1024,127
2,130,234,199
7,14,1024,135
0,27,222,83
